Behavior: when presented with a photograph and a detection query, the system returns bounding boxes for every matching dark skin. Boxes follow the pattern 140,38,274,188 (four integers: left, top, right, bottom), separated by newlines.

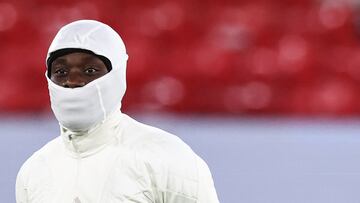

50,52,109,88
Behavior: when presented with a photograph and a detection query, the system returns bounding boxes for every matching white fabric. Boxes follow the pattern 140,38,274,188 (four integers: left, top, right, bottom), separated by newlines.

16,19,219,203
16,112,220,203
46,67,123,131
46,19,128,131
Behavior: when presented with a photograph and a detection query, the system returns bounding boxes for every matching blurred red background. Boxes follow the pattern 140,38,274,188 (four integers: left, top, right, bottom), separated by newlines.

1,0,360,116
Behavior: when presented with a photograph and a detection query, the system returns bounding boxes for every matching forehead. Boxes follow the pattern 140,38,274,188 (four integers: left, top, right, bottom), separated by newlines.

52,52,103,65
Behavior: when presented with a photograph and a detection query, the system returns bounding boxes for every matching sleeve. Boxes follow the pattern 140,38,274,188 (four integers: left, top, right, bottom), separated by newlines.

132,126,220,203
152,155,220,203
146,151,220,203
196,156,220,203
15,168,28,203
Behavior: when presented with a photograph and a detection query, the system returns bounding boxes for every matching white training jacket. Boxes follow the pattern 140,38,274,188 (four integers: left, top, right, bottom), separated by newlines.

16,111,219,202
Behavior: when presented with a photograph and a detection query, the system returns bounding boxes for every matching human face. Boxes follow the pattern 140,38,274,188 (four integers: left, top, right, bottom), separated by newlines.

49,52,109,88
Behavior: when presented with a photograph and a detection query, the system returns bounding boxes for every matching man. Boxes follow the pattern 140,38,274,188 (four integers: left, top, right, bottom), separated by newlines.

16,20,219,203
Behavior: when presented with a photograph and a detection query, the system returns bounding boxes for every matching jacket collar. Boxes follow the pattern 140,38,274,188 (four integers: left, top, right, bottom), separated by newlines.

60,111,124,158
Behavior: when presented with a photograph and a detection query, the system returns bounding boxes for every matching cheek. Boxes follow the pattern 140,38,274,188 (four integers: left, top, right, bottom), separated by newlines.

100,69,109,77
97,66,109,75
95,69,109,78
50,76,65,86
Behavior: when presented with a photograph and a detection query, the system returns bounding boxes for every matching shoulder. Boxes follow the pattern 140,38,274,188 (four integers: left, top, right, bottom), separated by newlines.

120,114,196,163
120,114,189,148
119,114,203,199
17,137,62,183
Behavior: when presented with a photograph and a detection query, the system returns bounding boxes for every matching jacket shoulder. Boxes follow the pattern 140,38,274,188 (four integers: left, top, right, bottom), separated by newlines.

120,115,196,163
119,115,205,201
16,137,62,185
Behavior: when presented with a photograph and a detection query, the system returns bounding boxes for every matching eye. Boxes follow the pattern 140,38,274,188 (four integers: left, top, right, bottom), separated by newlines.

84,67,98,75
53,67,68,77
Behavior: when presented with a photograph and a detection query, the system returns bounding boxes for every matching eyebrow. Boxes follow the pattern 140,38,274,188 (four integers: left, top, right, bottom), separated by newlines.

54,55,101,63
52,58,66,65
51,54,106,71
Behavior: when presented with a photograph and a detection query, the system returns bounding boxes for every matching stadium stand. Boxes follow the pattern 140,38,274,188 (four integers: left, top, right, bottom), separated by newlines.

0,0,359,116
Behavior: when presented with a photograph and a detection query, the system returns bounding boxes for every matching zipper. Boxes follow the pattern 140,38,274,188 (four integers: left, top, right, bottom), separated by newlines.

70,134,82,202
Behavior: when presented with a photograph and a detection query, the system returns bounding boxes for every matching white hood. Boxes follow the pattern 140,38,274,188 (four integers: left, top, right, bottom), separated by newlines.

46,20,128,131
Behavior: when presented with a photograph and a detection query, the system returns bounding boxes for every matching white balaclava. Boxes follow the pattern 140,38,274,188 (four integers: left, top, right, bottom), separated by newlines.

46,20,128,132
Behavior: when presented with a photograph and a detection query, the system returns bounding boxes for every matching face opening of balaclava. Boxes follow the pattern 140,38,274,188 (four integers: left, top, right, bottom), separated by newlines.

47,48,113,78
45,20,128,132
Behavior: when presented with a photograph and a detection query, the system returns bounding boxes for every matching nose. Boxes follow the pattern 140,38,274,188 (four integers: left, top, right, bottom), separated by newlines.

63,72,86,88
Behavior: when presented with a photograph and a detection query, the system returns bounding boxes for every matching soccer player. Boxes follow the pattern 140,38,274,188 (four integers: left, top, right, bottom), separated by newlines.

16,20,219,203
